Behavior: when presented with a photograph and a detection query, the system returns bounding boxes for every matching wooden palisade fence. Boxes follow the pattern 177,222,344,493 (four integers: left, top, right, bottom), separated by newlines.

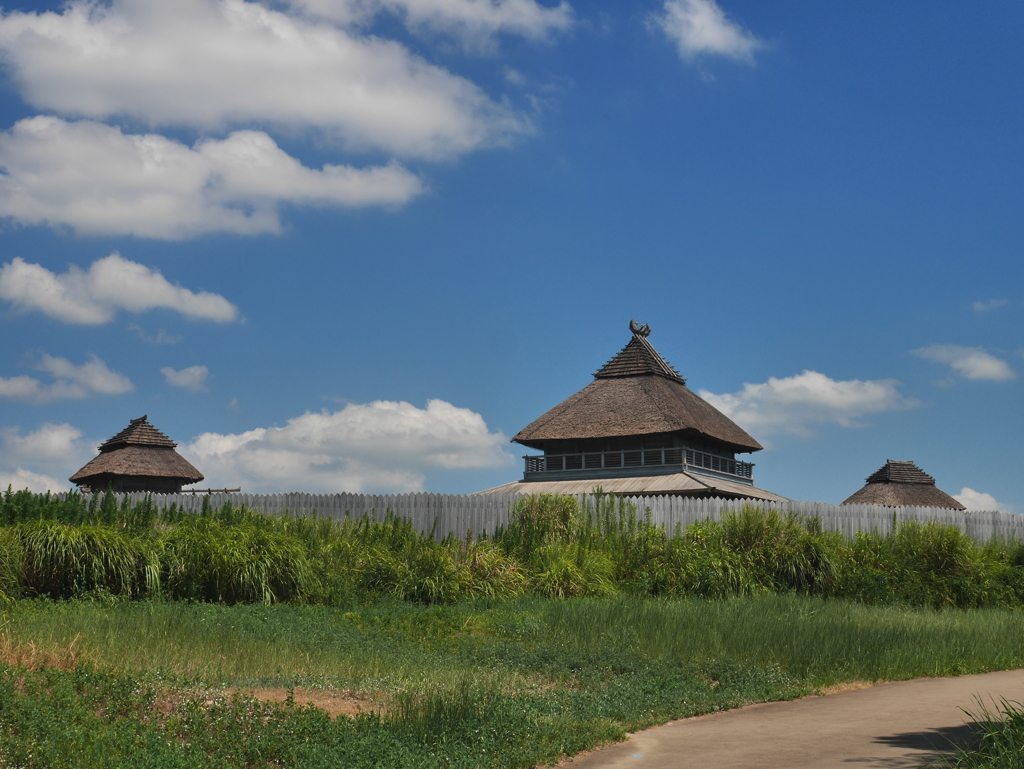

52,491,1023,544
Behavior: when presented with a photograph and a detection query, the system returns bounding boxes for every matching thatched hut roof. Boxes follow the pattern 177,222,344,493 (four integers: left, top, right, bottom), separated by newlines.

512,323,762,453
69,415,204,487
841,460,965,509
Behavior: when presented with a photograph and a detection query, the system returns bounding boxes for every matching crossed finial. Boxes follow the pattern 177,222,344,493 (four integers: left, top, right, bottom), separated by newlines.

629,319,651,337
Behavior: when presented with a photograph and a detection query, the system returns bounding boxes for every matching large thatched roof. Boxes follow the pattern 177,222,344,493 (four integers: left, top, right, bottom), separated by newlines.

70,416,204,485
512,323,762,453
841,460,965,509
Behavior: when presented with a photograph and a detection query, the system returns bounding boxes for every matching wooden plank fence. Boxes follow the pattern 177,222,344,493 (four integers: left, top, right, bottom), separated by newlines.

56,491,1024,543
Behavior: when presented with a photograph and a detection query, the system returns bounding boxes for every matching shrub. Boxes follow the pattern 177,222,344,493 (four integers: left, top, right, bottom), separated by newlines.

582,493,668,588
842,522,1003,609
460,541,528,599
359,540,471,604
498,494,581,559
530,543,616,599
642,533,758,598
714,508,842,593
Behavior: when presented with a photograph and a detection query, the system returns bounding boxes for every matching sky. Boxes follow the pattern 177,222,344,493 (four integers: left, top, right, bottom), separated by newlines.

0,0,1021,511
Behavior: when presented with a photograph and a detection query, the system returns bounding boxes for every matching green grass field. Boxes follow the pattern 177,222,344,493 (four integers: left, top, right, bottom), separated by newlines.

4,491,1024,767
5,595,1024,768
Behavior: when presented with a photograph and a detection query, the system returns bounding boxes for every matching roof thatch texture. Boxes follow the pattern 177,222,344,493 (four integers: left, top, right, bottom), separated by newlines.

841,460,965,510
512,325,762,453
593,331,686,383
70,416,204,484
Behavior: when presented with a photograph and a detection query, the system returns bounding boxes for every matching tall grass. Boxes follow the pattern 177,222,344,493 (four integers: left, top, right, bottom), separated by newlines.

159,517,316,603
18,520,157,599
3,489,1024,610
1,486,156,532
7,595,1024,691
537,594,1024,685
6,596,1024,768
0,525,22,604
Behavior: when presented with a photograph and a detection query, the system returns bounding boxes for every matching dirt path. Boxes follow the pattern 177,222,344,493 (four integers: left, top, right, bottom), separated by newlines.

562,668,1024,769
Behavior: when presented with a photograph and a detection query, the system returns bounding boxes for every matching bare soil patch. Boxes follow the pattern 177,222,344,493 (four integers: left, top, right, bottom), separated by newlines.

229,687,384,719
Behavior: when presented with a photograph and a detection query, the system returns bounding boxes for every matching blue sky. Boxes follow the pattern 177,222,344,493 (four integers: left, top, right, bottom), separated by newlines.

0,0,1020,510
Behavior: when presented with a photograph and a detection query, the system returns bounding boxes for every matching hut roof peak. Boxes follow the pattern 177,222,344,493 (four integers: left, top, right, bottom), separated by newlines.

99,415,177,451
593,321,686,384
841,459,964,509
865,459,936,485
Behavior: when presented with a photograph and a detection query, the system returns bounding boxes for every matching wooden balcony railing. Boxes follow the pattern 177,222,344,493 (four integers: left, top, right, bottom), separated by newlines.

524,448,753,480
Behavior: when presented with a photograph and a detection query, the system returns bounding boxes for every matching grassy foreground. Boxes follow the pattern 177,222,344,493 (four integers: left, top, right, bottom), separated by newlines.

5,595,1024,768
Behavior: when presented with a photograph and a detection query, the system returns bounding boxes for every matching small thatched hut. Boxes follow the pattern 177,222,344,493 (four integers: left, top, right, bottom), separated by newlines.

841,460,965,509
480,321,785,501
70,416,203,494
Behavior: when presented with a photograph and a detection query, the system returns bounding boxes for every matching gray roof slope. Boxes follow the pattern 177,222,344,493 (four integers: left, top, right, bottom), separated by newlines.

477,472,787,501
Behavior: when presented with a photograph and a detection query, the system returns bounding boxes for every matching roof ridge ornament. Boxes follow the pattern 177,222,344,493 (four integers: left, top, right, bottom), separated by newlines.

629,319,651,337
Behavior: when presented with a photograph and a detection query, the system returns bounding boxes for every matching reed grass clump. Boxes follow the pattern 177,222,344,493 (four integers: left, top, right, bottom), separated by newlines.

17,520,156,599
159,518,316,604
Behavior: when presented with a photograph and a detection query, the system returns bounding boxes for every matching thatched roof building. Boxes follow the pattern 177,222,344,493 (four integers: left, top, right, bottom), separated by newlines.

480,321,785,501
841,460,965,509
69,416,203,494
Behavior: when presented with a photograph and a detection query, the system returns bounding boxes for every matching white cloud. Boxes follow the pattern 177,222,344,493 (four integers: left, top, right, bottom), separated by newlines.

699,370,918,437
0,467,68,494
652,0,761,63
972,299,1008,313
162,365,210,392
0,422,95,492
912,345,1016,382
290,0,573,50
504,66,526,85
0,0,530,160
0,376,41,400
0,354,133,403
0,422,85,462
129,325,182,345
0,118,424,238
36,353,134,396
182,398,514,492
1,253,239,324
954,487,1014,514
